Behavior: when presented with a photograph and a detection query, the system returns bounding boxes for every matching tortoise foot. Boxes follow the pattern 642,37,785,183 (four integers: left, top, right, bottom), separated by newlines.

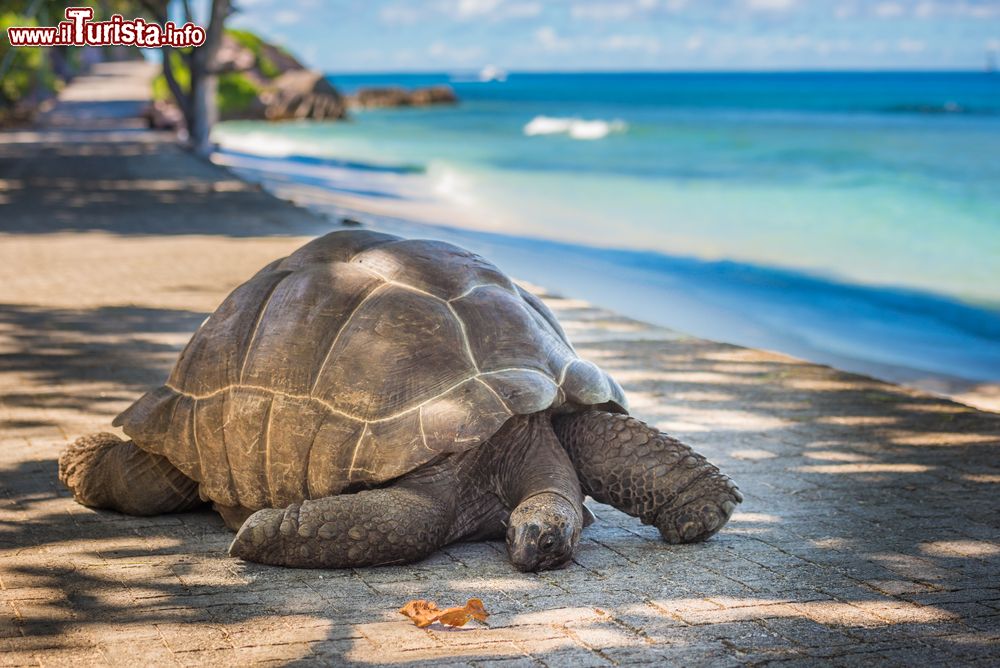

655,472,742,544
230,506,289,565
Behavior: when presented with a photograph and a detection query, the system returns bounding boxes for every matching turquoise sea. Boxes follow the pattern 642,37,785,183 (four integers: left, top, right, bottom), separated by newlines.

213,72,1000,398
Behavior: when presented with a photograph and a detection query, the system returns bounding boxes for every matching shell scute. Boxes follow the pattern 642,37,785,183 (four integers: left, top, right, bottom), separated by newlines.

241,263,382,394
192,392,237,507
277,230,398,271
169,269,291,395
419,378,511,453
305,416,365,498
312,285,476,420
222,387,272,509
451,285,574,376
480,369,559,415
351,239,516,300
266,394,326,505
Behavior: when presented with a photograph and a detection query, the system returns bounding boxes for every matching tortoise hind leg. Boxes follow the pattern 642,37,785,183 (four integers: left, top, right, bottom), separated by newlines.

553,412,742,544
58,433,203,516
229,482,457,568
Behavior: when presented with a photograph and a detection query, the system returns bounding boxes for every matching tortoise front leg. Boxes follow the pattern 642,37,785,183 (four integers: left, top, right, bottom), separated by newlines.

229,482,457,568
553,411,741,544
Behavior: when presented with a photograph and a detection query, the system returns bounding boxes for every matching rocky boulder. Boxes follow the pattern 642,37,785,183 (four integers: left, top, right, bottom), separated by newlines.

154,30,347,124
258,70,346,121
349,85,457,109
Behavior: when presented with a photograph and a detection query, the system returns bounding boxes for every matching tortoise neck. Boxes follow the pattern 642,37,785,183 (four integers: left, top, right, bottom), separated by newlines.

488,412,583,512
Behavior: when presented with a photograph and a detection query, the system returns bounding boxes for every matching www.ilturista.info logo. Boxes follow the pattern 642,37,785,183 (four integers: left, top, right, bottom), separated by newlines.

6,7,206,48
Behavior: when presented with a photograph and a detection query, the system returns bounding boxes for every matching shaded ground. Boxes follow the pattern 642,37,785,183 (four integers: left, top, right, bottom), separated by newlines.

1,62,998,667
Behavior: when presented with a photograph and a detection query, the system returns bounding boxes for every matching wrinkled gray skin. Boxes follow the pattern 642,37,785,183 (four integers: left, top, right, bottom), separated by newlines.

59,231,741,572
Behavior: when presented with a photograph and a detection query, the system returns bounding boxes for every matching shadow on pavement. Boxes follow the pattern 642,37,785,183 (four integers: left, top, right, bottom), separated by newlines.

1,301,997,663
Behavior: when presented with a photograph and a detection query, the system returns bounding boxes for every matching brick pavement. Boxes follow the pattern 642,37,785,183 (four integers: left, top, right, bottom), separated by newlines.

1,62,998,667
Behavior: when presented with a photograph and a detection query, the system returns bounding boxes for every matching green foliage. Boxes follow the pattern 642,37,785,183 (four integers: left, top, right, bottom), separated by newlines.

152,50,190,102
226,29,265,53
153,50,260,117
1,1,157,113
0,12,58,107
217,72,259,116
225,28,281,80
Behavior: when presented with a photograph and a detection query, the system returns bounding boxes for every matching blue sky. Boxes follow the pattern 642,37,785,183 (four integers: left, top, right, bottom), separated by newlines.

227,0,1000,72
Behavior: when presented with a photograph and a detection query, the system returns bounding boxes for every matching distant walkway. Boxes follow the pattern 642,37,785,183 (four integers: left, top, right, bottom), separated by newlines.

0,62,998,667
0,61,324,237
38,60,158,129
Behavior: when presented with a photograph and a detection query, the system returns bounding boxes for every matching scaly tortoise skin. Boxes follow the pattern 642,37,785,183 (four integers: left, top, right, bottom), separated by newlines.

59,230,741,571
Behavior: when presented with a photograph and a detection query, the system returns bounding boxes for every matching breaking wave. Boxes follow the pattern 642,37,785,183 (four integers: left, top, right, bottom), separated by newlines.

523,115,627,140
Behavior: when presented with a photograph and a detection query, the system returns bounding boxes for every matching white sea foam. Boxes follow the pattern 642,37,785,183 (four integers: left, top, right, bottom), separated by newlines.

523,115,627,140
430,163,479,207
213,130,305,157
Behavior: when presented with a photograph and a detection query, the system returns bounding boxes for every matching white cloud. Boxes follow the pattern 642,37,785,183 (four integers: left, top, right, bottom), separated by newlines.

273,10,301,25
745,0,798,12
454,0,541,19
847,0,1000,21
950,2,1000,18
504,2,543,19
380,0,540,24
685,34,704,51
874,3,905,18
379,4,424,24
534,26,572,51
572,3,639,21
534,25,660,55
833,2,856,19
570,0,684,22
456,0,503,17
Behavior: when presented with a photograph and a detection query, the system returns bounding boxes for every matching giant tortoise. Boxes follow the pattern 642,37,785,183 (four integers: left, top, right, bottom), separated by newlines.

59,230,741,571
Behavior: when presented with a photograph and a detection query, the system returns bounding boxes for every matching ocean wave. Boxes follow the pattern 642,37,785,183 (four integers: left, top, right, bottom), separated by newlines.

523,115,627,140
214,130,305,157
214,131,422,174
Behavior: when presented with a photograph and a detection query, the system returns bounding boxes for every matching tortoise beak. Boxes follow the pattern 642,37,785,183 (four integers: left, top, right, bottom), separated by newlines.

507,523,542,572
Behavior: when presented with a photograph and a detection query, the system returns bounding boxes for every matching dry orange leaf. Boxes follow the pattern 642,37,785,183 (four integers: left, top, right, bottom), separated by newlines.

399,599,441,628
399,598,490,628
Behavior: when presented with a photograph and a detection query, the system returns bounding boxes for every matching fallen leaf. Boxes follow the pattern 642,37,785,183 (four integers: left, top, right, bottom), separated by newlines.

464,598,490,623
399,598,490,628
399,599,441,628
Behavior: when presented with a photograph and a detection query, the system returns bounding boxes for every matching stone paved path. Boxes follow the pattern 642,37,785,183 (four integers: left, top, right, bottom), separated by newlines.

1,62,999,667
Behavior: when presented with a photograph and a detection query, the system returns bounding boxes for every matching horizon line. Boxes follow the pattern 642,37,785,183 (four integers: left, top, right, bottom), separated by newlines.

323,67,997,76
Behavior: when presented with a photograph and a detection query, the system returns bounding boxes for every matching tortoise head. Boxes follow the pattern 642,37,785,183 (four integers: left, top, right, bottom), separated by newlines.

506,492,581,572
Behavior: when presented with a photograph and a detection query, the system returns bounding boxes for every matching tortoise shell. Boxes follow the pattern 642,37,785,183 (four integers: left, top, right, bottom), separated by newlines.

114,230,627,510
